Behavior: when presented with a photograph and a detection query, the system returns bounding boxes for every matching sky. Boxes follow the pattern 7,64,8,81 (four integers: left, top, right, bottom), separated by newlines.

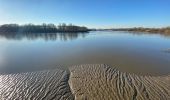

0,0,170,28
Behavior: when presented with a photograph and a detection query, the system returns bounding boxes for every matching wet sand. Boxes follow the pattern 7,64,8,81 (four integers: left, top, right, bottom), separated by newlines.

0,64,170,100
69,64,170,100
0,69,74,100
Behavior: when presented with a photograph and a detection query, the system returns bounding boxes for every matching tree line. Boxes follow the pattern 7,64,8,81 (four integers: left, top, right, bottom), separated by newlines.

112,27,170,34
0,23,89,33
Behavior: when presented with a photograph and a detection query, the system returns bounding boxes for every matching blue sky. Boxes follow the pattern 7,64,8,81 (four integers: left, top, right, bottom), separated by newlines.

0,0,170,28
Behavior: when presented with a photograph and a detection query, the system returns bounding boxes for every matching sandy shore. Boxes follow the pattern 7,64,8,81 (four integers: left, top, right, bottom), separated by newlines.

69,64,170,100
0,64,170,100
0,69,74,100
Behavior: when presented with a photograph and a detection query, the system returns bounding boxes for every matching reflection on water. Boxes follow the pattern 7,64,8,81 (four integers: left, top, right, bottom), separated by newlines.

0,31,170,76
0,32,88,41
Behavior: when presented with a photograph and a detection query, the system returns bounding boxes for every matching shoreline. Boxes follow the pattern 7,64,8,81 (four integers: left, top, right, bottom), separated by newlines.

0,23,90,33
111,27,170,35
0,64,169,99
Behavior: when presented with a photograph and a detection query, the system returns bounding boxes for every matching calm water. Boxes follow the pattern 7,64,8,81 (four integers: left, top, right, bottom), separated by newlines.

0,31,170,75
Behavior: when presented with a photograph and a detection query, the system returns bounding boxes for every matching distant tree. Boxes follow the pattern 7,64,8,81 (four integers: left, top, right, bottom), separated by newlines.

0,23,89,33
0,24,19,33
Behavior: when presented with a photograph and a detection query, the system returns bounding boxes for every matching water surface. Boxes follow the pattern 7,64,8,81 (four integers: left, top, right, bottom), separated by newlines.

0,31,170,75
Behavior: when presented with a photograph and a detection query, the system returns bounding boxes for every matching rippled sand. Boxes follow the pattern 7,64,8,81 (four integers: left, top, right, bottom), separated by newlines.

0,69,74,100
0,64,170,100
69,64,170,100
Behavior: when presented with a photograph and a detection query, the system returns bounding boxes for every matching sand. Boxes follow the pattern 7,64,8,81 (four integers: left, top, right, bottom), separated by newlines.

69,64,170,100
0,69,74,100
0,64,170,100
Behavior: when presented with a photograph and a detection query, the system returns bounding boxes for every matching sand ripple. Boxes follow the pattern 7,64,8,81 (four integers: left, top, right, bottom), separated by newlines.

0,69,74,100
0,64,170,100
69,64,170,100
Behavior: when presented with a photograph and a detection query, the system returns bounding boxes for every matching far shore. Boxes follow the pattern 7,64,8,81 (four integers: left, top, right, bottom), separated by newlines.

1,24,170,36
0,23,90,33
163,48,170,53
93,27,170,35
111,27,170,34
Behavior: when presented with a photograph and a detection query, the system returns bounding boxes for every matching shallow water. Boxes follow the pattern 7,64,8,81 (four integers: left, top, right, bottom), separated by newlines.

0,31,170,75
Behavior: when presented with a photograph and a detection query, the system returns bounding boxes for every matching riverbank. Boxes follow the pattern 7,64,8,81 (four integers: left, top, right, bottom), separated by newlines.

164,48,170,53
0,23,89,33
112,27,170,35
0,64,169,99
